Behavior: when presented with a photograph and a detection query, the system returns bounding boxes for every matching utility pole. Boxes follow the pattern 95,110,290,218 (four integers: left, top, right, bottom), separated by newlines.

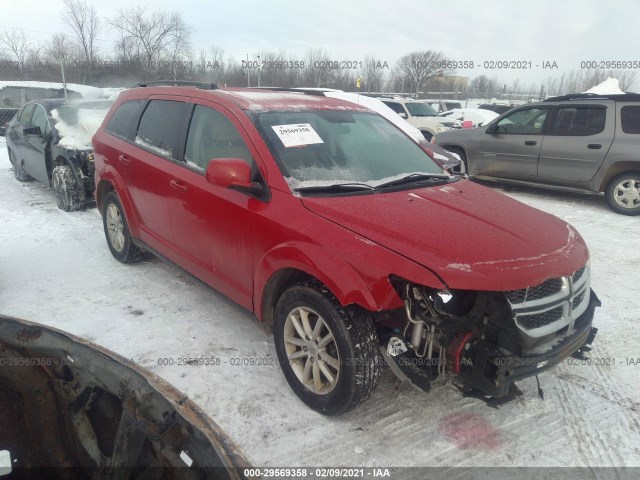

245,53,251,87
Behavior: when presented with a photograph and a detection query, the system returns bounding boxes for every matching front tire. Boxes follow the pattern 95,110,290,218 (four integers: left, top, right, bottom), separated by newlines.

605,172,640,215
445,146,468,174
11,150,32,182
52,165,85,212
102,191,145,263
274,280,381,415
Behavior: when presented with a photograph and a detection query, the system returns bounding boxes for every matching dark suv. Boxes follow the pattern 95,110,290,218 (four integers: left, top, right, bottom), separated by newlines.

435,93,640,215
93,83,598,415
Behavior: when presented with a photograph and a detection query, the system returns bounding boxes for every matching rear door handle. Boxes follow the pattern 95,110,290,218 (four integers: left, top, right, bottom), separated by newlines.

118,154,131,165
524,140,537,146
169,179,188,192
588,144,602,149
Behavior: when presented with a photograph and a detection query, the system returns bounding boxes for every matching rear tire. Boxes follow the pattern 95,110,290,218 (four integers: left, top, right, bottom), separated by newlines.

52,165,85,212
273,280,381,415
605,172,640,216
11,150,32,182
102,191,145,263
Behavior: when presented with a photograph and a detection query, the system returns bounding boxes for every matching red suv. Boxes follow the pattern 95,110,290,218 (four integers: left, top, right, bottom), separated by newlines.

93,82,599,415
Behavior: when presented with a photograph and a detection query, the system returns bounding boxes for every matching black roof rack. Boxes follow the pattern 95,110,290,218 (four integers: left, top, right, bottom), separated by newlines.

544,92,640,102
136,80,218,90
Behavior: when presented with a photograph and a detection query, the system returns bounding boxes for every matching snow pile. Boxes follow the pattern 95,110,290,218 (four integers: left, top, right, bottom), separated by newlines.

583,78,625,95
439,108,499,126
51,107,110,150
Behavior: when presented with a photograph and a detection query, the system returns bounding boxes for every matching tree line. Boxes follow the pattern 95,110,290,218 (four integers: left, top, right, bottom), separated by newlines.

0,1,637,99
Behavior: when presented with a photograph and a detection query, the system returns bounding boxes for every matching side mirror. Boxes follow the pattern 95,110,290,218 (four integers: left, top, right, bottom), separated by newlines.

485,124,499,134
399,112,408,119
23,126,42,137
205,158,265,197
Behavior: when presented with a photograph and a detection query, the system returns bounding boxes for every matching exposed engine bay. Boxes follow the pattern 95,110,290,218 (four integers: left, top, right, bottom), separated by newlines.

380,270,600,402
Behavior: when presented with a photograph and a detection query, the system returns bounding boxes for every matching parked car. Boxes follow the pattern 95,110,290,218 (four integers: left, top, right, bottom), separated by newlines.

439,108,499,127
5,98,112,211
478,103,515,115
434,93,640,215
378,97,461,140
425,100,464,113
93,82,598,415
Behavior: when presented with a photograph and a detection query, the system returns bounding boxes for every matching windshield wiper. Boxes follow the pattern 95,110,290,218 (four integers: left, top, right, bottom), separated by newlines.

294,182,376,194
375,173,451,190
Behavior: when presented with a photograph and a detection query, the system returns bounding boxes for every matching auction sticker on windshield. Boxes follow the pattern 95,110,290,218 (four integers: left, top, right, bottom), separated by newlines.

272,123,324,147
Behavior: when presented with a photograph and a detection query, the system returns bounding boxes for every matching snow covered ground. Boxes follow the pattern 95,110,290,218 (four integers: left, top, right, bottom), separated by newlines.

0,136,638,469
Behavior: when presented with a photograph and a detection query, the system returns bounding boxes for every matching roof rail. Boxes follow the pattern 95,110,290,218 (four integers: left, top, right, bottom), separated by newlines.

543,92,640,102
136,80,218,90
251,87,328,96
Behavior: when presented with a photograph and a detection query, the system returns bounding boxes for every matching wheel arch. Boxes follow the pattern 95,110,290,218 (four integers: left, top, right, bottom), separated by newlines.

256,244,396,331
94,175,141,237
598,161,640,191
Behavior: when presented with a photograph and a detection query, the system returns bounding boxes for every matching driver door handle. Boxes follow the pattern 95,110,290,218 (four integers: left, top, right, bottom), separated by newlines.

524,140,537,146
118,154,131,165
169,179,188,192
588,144,602,149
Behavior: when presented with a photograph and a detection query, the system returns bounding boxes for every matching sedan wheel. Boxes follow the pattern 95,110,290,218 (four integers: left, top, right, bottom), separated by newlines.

606,172,640,216
11,151,32,182
52,165,85,212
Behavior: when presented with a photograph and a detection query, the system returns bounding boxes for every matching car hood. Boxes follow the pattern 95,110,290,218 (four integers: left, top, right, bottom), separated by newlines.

301,179,588,291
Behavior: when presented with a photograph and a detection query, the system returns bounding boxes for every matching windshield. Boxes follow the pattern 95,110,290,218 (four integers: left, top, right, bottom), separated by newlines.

405,102,438,117
254,110,445,190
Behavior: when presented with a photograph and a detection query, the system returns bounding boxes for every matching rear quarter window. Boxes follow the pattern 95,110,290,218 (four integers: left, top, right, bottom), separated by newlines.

105,100,145,139
134,100,188,160
620,106,640,134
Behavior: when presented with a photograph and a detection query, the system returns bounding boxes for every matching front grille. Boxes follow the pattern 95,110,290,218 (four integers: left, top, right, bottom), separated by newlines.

572,291,586,309
506,278,563,303
572,266,586,283
518,306,564,330
507,263,590,338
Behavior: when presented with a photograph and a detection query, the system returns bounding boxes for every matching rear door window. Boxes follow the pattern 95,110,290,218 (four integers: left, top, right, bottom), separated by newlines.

621,106,640,134
549,107,606,136
382,102,407,116
105,100,144,139
134,100,188,160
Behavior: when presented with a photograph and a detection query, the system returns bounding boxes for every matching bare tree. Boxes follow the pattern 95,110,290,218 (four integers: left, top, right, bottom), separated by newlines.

46,33,74,65
359,55,386,92
0,29,31,73
110,7,192,72
396,51,453,95
62,0,100,63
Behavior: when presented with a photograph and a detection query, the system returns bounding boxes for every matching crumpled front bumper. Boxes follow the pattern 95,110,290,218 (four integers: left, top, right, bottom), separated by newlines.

462,290,600,398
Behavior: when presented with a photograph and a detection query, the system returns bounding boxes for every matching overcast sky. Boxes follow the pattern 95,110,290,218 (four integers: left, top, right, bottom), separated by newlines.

1,0,638,86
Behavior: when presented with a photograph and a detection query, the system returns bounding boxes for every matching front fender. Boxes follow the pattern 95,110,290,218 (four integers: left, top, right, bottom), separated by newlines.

254,242,403,320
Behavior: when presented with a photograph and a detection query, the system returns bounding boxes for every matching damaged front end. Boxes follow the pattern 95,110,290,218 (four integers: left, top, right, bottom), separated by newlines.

0,315,251,478
382,264,600,401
